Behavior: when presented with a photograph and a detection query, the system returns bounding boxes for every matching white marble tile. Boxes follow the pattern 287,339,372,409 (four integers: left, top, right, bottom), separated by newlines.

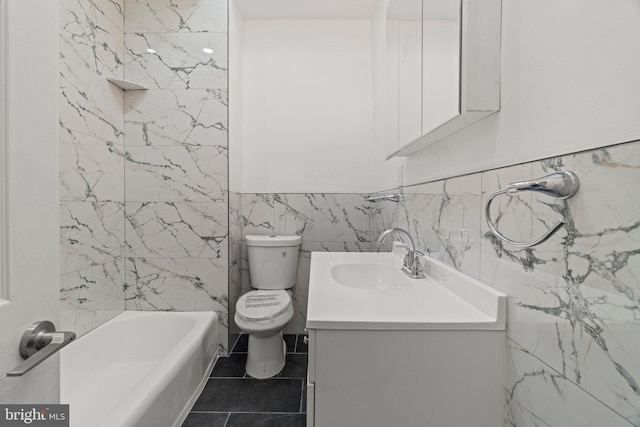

124,32,227,89
240,193,277,236
125,0,227,33
504,398,552,427
482,142,640,423
228,192,243,334
60,202,125,274
340,194,376,242
60,127,125,202
273,193,370,243
60,62,125,145
367,191,399,239
125,145,227,202
396,176,482,279
240,193,379,246
125,202,228,258
506,341,636,427
60,260,125,337
125,256,229,352
124,89,227,146
60,0,125,77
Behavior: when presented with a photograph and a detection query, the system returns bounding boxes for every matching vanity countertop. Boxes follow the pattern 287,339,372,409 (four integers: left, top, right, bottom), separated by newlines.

306,250,506,331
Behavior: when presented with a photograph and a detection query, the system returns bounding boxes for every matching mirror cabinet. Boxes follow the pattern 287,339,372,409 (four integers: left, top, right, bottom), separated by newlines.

385,0,501,158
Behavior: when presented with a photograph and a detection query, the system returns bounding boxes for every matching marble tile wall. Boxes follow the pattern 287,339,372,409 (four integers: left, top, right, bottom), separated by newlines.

59,0,230,354
395,140,640,426
228,191,243,343
123,0,229,353
232,193,395,334
59,0,127,335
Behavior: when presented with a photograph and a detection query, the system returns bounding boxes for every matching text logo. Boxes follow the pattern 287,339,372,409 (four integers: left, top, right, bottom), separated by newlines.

0,405,68,426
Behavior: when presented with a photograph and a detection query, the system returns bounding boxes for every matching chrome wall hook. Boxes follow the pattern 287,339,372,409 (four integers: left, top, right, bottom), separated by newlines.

364,193,401,203
485,171,579,248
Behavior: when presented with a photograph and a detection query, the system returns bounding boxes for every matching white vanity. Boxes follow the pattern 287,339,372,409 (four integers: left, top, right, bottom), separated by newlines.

305,249,506,427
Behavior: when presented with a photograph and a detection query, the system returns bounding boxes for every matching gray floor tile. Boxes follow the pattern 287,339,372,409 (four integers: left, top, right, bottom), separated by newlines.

212,353,248,377
284,334,297,353
226,413,306,427
181,412,229,427
192,378,303,413
278,354,308,379
232,334,248,352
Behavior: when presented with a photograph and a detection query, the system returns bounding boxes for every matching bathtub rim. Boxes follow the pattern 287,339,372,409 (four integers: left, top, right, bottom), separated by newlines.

61,310,219,427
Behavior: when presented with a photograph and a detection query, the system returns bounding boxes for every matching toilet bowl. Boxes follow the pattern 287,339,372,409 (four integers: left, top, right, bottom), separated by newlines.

234,290,294,378
235,235,301,379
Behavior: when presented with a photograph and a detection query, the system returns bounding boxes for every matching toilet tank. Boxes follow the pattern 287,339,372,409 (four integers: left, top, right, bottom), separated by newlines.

246,235,302,290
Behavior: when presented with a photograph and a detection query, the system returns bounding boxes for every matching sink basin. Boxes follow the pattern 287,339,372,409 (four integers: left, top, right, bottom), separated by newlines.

330,263,413,290
307,249,506,330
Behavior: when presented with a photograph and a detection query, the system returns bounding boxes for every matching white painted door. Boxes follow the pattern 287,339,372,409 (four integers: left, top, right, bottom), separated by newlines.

0,0,61,402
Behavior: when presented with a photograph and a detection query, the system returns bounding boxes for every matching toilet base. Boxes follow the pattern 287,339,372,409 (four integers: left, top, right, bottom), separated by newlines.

245,332,287,379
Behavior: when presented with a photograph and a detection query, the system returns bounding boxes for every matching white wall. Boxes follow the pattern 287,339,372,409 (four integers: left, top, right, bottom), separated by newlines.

233,0,640,193
239,19,378,193
229,0,244,192
402,0,640,186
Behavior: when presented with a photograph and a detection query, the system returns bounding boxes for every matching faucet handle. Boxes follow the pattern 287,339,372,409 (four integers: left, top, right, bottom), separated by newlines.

404,250,425,279
401,247,413,266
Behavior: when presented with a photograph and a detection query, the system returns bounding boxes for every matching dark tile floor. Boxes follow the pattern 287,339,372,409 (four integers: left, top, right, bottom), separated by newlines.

182,334,308,427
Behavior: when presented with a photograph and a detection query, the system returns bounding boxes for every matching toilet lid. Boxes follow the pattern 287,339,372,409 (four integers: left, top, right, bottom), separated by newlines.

237,290,292,322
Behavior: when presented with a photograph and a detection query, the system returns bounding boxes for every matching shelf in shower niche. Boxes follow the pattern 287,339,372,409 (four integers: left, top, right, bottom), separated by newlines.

106,78,148,90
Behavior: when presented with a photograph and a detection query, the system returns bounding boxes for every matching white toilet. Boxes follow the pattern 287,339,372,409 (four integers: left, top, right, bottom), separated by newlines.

234,234,301,379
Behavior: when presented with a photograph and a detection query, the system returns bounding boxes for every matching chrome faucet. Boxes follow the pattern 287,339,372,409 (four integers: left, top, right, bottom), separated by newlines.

377,228,425,279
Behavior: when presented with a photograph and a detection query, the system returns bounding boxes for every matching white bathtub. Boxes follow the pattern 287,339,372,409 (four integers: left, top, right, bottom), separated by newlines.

61,311,219,427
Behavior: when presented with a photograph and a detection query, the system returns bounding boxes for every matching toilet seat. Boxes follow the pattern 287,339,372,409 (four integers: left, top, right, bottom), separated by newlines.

236,290,292,322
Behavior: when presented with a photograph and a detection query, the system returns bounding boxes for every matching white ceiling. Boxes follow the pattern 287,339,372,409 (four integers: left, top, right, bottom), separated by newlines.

234,0,459,21
233,0,382,19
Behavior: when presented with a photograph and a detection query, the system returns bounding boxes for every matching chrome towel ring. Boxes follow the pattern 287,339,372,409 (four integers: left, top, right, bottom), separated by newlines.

485,171,579,248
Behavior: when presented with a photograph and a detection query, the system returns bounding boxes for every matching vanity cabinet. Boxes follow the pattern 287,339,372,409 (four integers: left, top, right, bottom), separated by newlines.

306,329,505,427
385,0,502,158
305,251,507,427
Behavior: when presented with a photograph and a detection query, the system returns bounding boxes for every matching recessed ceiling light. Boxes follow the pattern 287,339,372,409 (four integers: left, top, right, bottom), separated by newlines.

202,48,214,54
146,48,156,54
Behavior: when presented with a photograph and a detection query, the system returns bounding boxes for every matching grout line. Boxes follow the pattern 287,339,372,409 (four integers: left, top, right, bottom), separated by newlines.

209,377,306,381
222,411,305,414
299,376,306,413
209,380,306,383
